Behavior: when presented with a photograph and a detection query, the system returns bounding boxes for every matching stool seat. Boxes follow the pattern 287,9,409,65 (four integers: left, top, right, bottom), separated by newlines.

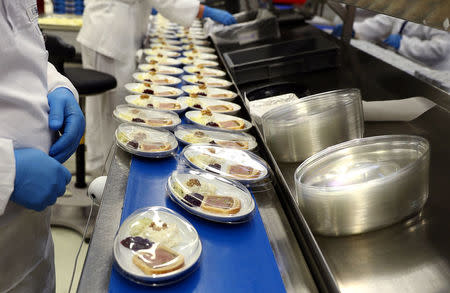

65,68,117,96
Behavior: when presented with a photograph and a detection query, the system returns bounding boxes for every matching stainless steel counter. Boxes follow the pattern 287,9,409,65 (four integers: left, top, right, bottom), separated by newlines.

77,147,318,292
222,24,450,293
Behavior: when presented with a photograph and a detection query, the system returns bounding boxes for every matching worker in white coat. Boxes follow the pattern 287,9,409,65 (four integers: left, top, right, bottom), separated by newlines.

77,0,236,173
333,15,450,71
0,1,85,292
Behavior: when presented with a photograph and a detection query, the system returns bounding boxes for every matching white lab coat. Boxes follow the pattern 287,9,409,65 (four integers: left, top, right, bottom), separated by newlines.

0,0,78,292
354,15,450,71
77,0,199,171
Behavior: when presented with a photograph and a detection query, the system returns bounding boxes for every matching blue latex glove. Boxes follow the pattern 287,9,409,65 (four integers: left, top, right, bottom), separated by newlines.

203,6,236,26
383,34,402,50
151,8,158,15
48,87,85,163
332,24,355,38
11,148,72,211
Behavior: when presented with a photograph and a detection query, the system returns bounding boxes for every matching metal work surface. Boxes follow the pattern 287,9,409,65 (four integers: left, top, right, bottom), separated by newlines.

330,0,450,31
77,148,131,293
222,24,450,293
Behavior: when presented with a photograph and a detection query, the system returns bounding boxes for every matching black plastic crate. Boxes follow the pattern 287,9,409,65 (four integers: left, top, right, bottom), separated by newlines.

223,37,339,84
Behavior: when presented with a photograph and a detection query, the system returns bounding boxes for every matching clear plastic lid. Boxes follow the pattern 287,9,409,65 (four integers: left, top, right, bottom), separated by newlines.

262,89,363,127
113,104,181,130
115,123,178,158
142,49,181,58
295,135,430,192
182,51,218,60
148,33,178,40
174,124,257,151
125,95,187,114
181,145,269,183
182,75,232,89
132,73,181,86
113,206,201,285
183,66,225,78
144,56,182,66
294,135,430,236
180,38,211,46
181,45,215,53
149,39,183,46
149,44,183,52
185,110,252,132
124,83,184,98
167,169,255,223
176,58,219,67
137,64,184,76
181,85,237,101
177,96,240,115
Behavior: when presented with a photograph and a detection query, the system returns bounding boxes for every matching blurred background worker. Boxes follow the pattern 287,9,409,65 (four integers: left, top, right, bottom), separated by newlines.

77,0,236,174
333,14,450,71
0,1,85,292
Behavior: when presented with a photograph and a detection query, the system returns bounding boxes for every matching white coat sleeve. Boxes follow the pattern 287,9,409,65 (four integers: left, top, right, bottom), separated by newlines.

47,62,79,102
399,30,450,67
150,0,200,28
354,14,396,42
0,138,15,215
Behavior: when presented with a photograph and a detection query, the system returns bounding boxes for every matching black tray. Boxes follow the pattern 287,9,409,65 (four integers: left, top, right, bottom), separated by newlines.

245,82,311,101
224,37,339,84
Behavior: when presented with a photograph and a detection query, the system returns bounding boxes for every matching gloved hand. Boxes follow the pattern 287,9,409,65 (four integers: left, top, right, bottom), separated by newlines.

48,87,85,163
151,8,158,15
11,148,72,211
383,34,402,50
202,5,236,26
332,24,355,38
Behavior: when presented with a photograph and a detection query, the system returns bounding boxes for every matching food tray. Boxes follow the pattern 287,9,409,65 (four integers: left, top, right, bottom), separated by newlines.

125,95,187,114
177,96,240,115
115,123,178,158
181,144,269,184
185,110,252,132
167,169,255,223
174,124,257,151
113,206,201,285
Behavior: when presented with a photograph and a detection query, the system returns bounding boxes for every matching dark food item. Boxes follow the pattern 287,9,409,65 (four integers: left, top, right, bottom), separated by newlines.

186,178,201,187
143,89,154,94
206,122,219,127
193,131,205,137
147,104,154,108
144,79,153,82
208,163,222,170
140,94,150,99
121,236,153,251
193,104,203,109
209,140,217,144
197,81,205,85
127,140,139,149
132,118,146,123
149,68,157,72
184,193,204,207
198,92,207,96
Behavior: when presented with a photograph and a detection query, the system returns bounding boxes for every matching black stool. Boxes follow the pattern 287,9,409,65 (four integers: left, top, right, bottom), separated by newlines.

46,35,117,188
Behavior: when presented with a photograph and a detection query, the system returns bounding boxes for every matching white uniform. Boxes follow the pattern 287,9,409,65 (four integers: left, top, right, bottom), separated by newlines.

77,0,199,171
354,15,450,71
0,1,78,292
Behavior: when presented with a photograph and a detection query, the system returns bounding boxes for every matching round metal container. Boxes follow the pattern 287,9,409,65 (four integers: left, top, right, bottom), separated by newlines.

262,89,364,163
294,135,430,236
